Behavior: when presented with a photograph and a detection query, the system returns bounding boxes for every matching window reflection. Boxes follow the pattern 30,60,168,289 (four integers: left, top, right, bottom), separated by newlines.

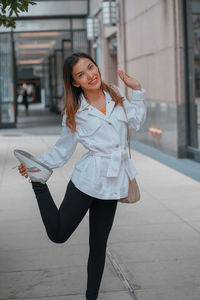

193,11,200,149
0,33,15,124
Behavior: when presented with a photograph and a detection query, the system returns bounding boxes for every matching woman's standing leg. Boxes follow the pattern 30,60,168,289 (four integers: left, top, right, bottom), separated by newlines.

85,199,118,300
32,180,93,243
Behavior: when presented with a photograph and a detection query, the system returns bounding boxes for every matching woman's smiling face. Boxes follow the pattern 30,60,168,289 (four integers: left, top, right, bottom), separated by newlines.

72,58,101,92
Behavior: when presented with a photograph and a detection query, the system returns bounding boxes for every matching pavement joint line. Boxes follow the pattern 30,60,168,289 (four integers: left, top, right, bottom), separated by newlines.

106,248,138,300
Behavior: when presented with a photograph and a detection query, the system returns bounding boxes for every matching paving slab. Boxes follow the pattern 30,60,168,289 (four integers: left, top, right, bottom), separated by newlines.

123,259,200,289
6,291,134,300
135,287,200,300
0,263,125,299
110,239,200,263
110,222,200,243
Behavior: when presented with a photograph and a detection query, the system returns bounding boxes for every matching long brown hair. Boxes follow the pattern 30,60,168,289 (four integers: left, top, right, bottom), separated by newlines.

62,52,124,132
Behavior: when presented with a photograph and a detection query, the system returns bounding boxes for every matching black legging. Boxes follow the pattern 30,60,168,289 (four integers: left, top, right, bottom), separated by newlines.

31,180,118,300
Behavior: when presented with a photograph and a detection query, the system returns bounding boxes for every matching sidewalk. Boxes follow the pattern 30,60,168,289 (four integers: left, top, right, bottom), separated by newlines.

0,105,200,300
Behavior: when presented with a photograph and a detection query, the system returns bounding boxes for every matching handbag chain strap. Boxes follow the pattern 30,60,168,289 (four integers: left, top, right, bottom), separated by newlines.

121,104,131,159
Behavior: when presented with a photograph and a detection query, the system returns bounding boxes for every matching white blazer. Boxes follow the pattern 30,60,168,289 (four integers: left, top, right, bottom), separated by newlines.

39,87,147,200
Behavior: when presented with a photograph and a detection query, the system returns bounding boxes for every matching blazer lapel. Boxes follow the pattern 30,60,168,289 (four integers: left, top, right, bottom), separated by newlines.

104,91,115,119
88,106,107,120
77,94,90,112
77,91,115,121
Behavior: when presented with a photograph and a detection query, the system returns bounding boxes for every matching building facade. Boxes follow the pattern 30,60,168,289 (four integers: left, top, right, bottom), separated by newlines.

87,0,200,162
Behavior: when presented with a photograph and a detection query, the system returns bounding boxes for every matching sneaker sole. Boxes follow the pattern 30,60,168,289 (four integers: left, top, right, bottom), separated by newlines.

14,149,53,177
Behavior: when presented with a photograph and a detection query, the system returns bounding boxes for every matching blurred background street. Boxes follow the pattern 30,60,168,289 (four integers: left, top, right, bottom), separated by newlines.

0,1,200,299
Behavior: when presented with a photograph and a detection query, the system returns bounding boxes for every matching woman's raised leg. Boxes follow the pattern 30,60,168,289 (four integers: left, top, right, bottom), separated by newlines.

32,180,92,243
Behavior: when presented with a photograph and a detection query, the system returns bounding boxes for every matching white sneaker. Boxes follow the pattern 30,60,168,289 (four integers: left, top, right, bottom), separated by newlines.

14,149,53,184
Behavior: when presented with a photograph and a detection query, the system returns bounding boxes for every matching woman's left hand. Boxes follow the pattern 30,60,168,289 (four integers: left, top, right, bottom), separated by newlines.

117,70,141,90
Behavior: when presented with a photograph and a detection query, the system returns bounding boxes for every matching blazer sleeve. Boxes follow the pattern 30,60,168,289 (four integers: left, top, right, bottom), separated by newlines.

38,114,77,169
118,87,147,131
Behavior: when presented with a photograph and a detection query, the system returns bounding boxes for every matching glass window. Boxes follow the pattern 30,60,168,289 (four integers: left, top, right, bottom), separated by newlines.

192,1,200,149
72,30,88,53
55,50,63,98
0,33,15,125
63,40,72,60
49,54,57,110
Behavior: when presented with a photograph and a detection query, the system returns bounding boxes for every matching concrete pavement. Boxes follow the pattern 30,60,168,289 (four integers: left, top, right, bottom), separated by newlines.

0,104,200,300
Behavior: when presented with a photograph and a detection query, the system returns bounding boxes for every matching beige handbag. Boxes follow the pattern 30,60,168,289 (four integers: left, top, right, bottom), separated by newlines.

119,177,140,203
119,106,141,203
110,84,141,204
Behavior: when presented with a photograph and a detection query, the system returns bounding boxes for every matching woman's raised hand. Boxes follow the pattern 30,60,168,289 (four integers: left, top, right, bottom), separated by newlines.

18,164,29,179
117,70,141,90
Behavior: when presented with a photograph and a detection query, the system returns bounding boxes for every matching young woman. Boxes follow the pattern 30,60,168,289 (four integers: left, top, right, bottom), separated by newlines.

14,52,147,300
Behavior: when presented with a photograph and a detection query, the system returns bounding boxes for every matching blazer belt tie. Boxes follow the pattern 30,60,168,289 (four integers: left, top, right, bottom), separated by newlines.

89,149,136,180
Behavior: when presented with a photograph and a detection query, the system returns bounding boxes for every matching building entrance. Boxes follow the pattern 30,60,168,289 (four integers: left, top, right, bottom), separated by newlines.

0,0,89,128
